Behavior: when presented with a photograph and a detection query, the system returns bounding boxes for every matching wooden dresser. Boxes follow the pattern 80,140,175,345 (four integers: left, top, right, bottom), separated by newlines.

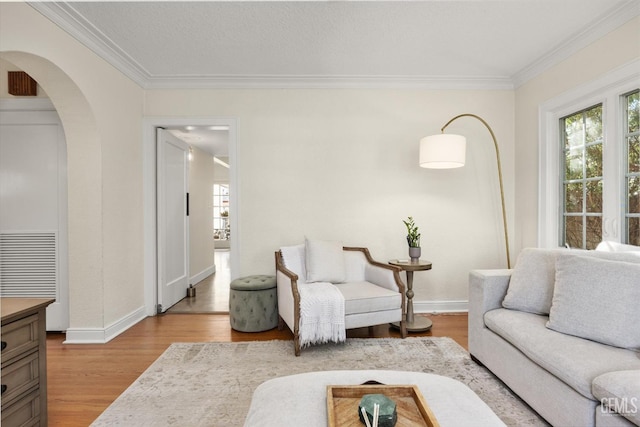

1,298,54,427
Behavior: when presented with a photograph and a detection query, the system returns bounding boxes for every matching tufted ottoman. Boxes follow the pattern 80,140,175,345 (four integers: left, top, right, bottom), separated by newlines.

244,370,507,426
229,275,278,332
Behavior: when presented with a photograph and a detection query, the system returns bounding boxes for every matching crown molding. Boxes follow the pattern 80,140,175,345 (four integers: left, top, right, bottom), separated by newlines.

28,1,150,88
512,0,640,88
143,74,515,90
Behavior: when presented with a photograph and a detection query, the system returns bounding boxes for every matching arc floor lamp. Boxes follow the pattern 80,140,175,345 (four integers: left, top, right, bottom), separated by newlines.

419,113,511,268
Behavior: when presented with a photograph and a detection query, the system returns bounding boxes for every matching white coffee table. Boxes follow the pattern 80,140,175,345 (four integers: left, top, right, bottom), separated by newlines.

244,370,506,427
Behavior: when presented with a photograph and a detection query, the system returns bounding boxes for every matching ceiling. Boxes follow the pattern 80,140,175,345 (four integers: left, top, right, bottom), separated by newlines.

32,1,638,90
167,126,230,158
28,1,638,156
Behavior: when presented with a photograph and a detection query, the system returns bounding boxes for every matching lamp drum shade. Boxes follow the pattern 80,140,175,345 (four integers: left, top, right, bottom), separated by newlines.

419,134,466,169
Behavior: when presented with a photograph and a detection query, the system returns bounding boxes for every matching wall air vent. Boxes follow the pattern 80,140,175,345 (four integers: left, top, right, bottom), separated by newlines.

8,71,38,96
0,232,57,298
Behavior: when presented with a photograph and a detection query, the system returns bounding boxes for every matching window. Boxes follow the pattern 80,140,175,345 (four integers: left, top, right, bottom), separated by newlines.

560,104,603,249
213,184,229,241
625,90,640,245
538,62,639,249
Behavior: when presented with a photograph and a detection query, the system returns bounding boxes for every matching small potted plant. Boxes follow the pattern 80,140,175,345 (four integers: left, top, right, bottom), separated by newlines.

403,216,421,262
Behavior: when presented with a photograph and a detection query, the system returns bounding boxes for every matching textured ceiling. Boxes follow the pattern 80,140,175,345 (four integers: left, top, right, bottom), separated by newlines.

27,0,638,156
33,1,638,89
168,127,229,156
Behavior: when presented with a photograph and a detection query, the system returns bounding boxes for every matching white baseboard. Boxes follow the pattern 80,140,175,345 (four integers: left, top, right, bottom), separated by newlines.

190,264,216,285
413,300,468,314
64,306,147,344
61,299,463,344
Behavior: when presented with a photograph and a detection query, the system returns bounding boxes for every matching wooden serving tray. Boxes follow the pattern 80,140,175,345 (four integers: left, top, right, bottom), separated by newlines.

327,384,440,427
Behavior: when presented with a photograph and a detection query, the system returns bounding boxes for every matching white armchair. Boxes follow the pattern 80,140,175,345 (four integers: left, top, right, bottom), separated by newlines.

275,245,406,356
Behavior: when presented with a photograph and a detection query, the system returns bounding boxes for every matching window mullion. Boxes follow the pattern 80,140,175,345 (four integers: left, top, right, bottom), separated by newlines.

601,95,616,241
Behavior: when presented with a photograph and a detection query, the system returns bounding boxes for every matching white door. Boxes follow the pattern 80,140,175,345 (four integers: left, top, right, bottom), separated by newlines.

0,102,69,330
156,128,189,312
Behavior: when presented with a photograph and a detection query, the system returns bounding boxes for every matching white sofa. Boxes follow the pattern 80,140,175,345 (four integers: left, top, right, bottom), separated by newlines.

469,245,640,427
276,242,406,356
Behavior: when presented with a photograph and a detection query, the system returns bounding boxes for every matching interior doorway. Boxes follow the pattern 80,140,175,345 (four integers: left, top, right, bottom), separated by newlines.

167,249,230,313
143,117,238,316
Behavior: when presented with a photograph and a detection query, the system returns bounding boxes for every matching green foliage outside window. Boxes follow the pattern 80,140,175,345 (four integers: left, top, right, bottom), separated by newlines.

560,90,640,248
626,90,639,245
561,104,603,249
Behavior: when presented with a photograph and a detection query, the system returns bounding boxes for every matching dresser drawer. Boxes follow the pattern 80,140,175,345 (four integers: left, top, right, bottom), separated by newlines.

1,350,39,409
1,314,39,364
1,388,40,427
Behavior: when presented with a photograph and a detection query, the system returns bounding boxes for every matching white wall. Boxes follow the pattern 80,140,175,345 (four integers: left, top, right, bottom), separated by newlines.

145,89,515,306
214,157,230,184
189,146,216,283
0,2,145,340
514,17,640,252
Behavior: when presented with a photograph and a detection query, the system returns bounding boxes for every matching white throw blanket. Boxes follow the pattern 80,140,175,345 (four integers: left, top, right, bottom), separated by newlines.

297,282,346,348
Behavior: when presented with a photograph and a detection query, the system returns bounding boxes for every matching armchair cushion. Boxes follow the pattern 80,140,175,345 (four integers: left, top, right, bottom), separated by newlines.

280,244,306,280
335,281,402,315
305,238,346,283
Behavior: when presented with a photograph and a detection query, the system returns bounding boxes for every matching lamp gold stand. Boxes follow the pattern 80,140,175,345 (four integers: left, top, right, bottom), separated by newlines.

421,113,511,268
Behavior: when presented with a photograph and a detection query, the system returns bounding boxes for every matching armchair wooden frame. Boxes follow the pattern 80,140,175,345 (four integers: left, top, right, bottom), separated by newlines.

275,247,407,356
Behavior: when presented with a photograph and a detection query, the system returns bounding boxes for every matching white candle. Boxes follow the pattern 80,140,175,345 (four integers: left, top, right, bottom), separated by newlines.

373,403,379,427
361,406,372,427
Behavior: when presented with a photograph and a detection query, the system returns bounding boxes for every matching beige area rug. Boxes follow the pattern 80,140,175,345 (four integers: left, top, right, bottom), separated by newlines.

91,337,548,427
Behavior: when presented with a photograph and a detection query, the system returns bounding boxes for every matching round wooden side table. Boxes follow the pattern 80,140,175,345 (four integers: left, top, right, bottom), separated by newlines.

388,259,433,332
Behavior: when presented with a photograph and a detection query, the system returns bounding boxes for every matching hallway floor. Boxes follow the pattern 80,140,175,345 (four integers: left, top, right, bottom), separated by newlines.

168,249,230,313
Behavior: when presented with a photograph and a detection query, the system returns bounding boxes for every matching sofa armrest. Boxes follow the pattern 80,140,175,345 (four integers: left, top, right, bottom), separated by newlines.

593,370,640,426
468,269,512,359
469,269,512,315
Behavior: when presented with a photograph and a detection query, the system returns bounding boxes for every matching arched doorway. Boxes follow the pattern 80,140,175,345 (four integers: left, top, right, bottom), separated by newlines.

0,51,103,333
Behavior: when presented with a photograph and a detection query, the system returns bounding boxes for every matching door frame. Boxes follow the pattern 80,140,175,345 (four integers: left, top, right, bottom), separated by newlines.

142,117,239,316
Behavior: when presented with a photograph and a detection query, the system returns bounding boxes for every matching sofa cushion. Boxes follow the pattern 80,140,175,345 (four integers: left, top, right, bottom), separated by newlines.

596,241,640,253
334,281,401,315
547,255,640,350
502,248,640,315
305,238,346,284
484,308,640,400
593,370,640,426
502,248,561,315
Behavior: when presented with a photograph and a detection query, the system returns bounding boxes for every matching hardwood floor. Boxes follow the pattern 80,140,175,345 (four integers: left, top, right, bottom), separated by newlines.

167,250,231,313
46,312,468,426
